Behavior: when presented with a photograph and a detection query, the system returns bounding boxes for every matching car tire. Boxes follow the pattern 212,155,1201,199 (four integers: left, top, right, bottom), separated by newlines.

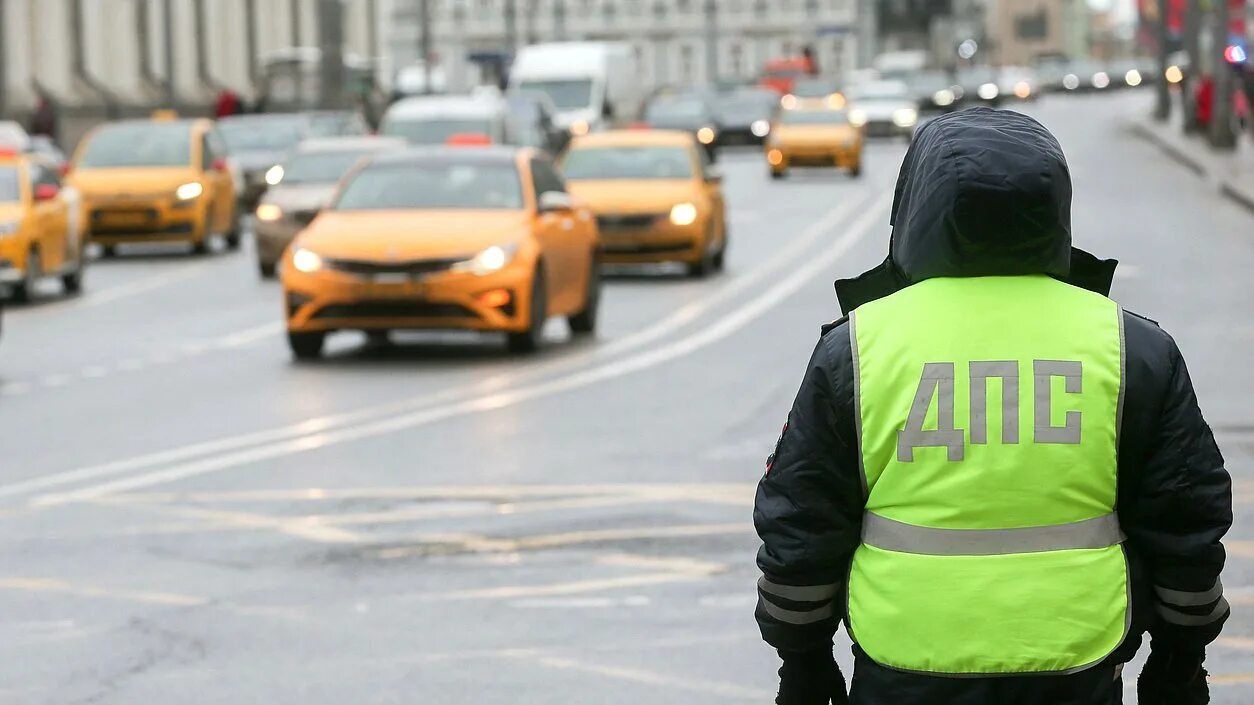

11,248,40,303
225,207,243,250
712,225,728,272
770,169,786,180
61,255,85,295
288,331,325,360
259,261,277,278
568,259,600,336
100,244,117,258
507,270,546,354
849,162,863,178
192,212,212,255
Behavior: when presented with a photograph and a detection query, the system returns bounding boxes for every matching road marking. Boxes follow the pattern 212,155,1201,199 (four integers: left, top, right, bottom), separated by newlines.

9,190,890,504
515,653,773,701
0,577,207,606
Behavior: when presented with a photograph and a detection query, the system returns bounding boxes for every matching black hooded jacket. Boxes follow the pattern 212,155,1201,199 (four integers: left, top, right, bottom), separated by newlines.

754,109,1231,698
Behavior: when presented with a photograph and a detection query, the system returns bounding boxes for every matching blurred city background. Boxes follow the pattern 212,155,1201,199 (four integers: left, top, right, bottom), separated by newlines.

0,1,1252,704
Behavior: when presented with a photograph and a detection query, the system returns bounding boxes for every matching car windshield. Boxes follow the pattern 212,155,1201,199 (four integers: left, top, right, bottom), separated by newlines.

333,162,524,210
381,118,495,145
849,82,910,101
517,79,594,110
715,93,775,117
563,146,693,180
280,150,372,186
765,68,805,79
646,99,709,121
792,80,838,98
77,122,192,168
218,117,307,152
308,113,360,138
0,166,19,202
779,109,849,125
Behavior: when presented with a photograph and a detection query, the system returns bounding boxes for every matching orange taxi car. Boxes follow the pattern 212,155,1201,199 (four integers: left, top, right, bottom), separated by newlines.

0,149,87,301
561,130,727,277
766,103,864,179
68,118,239,256
281,146,601,359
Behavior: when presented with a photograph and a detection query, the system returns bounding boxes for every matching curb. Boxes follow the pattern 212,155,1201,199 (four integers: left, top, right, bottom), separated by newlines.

1125,120,1254,216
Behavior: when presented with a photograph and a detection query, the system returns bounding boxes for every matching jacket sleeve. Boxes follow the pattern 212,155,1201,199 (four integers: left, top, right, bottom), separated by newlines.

754,321,865,654
1119,316,1232,651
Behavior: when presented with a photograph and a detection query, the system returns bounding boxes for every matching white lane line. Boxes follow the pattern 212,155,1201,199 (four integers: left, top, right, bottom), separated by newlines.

516,654,773,701
9,265,207,315
0,190,882,502
30,191,894,505
0,382,32,397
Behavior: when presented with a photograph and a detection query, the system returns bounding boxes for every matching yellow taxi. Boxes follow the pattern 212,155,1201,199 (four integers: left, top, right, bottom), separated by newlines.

560,130,727,277
281,146,601,359
0,149,87,301
68,118,239,256
765,102,864,179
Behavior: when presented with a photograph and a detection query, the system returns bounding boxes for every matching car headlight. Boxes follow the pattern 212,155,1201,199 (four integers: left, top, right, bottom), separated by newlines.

1091,72,1110,89
669,202,698,226
291,248,323,273
933,89,955,107
453,243,519,276
780,94,798,110
570,120,590,136
1165,65,1183,84
0,220,19,237
696,126,717,145
175,182,204,201
1014,81,1032,98
892,108,918,128
1063,73,1080,90
848,108,867,127
265,165,284,186
977,82,1000,100
750,119,771,137
256,204,283,222
1125,69,1143,87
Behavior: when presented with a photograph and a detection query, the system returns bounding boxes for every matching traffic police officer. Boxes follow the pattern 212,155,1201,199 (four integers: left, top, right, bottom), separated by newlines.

754,108,1231,705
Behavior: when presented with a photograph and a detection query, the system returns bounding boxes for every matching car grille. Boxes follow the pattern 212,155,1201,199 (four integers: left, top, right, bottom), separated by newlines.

311,301,473,320
597,214,661,230
323,256,464,277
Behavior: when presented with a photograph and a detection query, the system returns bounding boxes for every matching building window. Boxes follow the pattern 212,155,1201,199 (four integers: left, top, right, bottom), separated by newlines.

680,44,694,82
1015,10,1048,41
730,43,744,77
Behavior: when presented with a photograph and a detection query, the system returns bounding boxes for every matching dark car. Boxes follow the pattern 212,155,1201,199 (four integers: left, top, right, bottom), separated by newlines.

956,67,1004,106
908,70,961,112
713,88,779,145
217,113,313,209
505,94,567,154
644,95,721,160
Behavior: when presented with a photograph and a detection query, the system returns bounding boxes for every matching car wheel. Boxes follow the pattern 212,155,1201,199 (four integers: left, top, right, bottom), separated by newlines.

712,225,728,272
507,270,546,354
849,162,863,178
225,207,243,250
288,331,325,360
61,250,85,295
259,261,277,278
12,248,40,303
568,258,601,336
770,168,786,180
100,244,117,258
191,212,212,255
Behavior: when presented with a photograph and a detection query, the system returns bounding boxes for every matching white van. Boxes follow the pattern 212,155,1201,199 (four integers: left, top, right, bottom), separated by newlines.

507,42,641,135
379,94,514,145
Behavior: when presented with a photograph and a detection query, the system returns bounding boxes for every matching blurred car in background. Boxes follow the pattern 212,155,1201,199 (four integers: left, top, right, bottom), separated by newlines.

0,149,86,301
788,78,844,104
282,146,600,358
26,136,68,173
218,113,311,209
908,70,961,112
1060,61,1110,92
380,94,513,146
759,56,816,95
562,130,727,277
306,110,371,138
69,118,239,256
956,67,1004,106
253,135,405,278
509,42,642,137
713,88,779,145
1108,58,1154,89
765,104,862,179
0,121,28,151
847,80,918,138
505,93,568,154
643,94,721,159
997,66,1040,101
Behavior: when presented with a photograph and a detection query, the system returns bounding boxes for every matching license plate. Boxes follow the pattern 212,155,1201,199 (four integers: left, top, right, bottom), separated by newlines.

99,212,150,228
363,281,425,298
371,272,412,284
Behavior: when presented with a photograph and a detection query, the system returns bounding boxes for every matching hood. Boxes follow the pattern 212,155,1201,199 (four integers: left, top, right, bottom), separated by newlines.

834,108,1116,315
567,180,697,214
234,150,288,172
297,210,529,260
69,167,199,196
772,124,858,145
262,184,340,213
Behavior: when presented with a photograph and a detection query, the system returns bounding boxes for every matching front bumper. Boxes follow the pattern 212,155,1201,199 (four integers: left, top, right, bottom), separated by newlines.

863,120,914,138
0,259,22,284
717,128,767,146
594,213,706,265
770,144,862,169
283,260,534,334
85,197,204,244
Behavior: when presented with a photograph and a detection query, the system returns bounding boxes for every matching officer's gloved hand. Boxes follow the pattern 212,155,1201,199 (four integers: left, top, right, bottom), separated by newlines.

775,649,849,705
1137,640,1210,705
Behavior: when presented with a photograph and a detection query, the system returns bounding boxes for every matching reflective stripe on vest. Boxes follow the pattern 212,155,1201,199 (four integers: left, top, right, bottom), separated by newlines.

847,275,1128,677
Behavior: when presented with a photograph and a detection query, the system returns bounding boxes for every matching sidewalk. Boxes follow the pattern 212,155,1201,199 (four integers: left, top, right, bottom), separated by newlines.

1127,110,1254,215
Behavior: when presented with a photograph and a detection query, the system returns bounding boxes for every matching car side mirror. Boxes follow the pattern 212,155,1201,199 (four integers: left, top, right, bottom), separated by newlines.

33,183,60,201
211,157,229,173
537,191,574,214
293,209,321,226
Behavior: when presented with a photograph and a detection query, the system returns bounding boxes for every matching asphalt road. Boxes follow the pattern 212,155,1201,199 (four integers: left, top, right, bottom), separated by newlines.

0,92,1251,704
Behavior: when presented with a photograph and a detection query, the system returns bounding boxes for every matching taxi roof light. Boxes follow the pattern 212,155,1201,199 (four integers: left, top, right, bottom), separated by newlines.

445,133,493,147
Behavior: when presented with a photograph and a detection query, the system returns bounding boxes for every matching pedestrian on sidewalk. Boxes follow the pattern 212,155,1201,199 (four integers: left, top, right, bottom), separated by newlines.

754,108,1231,705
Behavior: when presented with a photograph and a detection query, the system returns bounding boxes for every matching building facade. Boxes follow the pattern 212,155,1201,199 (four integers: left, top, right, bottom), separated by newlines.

386,0,863,93
985,0,1090,66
